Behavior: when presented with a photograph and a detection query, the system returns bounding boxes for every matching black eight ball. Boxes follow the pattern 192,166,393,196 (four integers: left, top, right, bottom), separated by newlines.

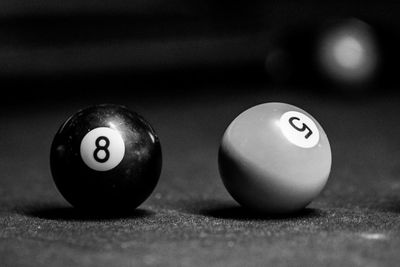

50,104,162,211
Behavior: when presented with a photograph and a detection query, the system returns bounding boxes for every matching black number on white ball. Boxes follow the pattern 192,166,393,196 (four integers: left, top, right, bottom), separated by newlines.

289,117,313,139
93,136,110,163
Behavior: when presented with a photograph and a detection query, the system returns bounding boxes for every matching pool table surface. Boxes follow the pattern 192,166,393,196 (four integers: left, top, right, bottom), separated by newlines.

1,78,400,266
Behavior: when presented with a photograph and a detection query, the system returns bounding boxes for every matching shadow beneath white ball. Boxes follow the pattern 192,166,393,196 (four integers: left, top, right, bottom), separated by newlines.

200,202,324,220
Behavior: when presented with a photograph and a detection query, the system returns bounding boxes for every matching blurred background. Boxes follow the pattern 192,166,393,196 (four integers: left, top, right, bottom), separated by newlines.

1,0,400,103
3,2,400,266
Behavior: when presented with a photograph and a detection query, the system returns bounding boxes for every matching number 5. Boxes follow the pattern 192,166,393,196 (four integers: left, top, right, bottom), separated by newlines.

289,117,313,139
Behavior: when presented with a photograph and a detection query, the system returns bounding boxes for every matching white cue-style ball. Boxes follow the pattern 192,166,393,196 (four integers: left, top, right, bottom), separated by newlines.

218,102,332,214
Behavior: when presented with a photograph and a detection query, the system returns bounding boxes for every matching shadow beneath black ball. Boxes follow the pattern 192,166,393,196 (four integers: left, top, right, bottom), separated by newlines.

22,204,154,221
200,203,324,221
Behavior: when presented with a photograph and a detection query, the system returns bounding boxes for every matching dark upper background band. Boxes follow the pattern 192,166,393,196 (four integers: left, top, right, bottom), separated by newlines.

0,1,399,76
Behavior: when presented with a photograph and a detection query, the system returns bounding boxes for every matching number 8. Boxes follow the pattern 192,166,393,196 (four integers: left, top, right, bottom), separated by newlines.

93,136,110,163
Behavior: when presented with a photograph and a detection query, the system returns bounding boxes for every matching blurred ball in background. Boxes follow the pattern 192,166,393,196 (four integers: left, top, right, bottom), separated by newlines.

317,18,380,88
265,48,293,84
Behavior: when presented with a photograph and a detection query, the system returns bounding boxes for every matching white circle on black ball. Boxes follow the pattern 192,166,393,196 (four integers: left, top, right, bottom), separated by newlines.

80,127,125,171
280,111,319,148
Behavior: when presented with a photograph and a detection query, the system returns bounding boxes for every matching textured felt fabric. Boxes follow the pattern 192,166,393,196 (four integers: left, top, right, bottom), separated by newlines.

1,85,400,266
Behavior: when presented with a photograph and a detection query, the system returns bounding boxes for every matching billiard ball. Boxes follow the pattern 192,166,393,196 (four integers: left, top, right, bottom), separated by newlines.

50,104,162,211
265,48,293,84
317,18,379,87
218,102,331,214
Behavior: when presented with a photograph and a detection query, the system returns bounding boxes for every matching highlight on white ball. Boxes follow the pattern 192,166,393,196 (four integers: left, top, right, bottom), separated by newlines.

317,19,379,85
